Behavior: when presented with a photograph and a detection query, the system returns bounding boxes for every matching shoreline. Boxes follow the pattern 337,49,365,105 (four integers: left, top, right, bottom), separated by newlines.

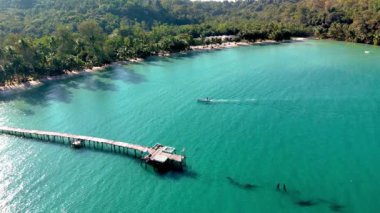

0,66,111,94
0,58,144,94
189,39,291,51
189,37,310,51
190,41,253,51
0,38,309,94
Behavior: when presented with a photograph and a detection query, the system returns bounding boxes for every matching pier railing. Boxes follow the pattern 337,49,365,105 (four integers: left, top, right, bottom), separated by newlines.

0,126,185,170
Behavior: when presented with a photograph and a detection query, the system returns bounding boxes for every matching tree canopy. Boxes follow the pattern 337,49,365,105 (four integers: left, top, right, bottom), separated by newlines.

1,0,379,85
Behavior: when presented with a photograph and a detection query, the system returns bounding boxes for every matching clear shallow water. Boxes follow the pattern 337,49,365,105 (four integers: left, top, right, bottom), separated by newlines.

1,40,380,212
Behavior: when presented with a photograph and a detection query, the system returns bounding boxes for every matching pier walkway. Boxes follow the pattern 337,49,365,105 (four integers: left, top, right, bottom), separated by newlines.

0,126,185,170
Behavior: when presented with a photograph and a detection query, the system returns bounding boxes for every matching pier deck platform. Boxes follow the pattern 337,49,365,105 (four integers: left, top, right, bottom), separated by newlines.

0,126,185,170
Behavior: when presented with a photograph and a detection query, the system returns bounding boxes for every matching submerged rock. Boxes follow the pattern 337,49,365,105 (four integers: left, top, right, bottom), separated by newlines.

242,183,258,189
226,176,258,190
296,200,318,207
330,204,345,212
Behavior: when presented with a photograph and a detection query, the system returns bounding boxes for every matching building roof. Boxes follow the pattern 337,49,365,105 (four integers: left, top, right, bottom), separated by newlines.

152,154,168,163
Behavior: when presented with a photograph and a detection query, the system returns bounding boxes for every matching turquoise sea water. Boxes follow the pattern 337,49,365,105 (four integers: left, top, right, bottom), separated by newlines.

1,40,380,212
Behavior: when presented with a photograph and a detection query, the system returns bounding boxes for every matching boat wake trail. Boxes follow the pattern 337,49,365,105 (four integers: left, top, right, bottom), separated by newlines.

200,98,257,104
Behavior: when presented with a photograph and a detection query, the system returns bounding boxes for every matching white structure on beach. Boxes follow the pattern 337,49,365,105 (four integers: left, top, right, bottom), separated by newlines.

192,0,239,2
204,35,237,41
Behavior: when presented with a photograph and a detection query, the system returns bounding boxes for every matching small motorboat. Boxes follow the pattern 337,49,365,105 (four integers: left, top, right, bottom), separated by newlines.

197,98,212,103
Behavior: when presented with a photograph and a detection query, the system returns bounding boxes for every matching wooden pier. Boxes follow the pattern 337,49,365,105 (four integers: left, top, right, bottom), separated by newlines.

0,126,186,171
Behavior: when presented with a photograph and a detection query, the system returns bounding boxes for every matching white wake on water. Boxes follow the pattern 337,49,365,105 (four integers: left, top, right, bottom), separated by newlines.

207,98,257,104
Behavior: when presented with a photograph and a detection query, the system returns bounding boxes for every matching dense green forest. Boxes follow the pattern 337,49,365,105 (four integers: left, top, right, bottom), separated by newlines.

1,0,380,86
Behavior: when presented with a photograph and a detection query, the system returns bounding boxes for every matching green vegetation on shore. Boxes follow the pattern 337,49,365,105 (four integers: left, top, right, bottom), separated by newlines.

1,0,380,86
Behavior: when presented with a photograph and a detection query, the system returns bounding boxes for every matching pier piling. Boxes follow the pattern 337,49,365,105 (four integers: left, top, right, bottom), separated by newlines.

0,126,186,171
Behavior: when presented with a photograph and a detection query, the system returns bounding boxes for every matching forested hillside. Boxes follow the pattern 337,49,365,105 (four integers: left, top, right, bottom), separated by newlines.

1,0,380,86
